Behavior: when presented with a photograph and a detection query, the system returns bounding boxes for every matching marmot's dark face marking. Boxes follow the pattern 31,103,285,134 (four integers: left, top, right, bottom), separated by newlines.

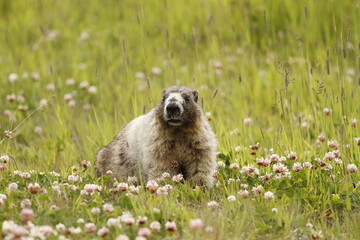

157,86,200,127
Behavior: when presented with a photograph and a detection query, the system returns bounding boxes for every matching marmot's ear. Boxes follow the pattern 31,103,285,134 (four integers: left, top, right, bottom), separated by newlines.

162,89,167,95
192,90,199,103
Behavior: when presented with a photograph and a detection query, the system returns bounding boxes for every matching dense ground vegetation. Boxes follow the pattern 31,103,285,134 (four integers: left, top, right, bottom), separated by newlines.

0,0,360,239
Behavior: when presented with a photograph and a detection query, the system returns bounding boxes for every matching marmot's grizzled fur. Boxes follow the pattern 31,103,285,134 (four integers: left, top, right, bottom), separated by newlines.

96,86,217,187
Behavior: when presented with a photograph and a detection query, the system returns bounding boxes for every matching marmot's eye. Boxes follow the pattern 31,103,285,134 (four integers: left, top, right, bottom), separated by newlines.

162,97,166,103
185,97,190,102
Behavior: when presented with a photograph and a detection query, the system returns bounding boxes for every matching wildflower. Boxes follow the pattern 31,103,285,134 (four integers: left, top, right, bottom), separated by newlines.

68,99,76,107
323,108,332,116
229,163,240,170
146,180,159,193
151,67,162,76
346,164,358,173
28,183,41,194
107,218,119,227
287,152,297,160
269,154,280,163
34,126,43,134
46,83,56,91
106,170,113,176
21,199,31,209
250,143,259,150
20,172,31,179
135,237,146,240
279,156,287,163
135,71,146,80
138,227,151,237
165,221,177,232
8,73,19,83
4,130,13,139
82,160,91,169
84,223,97,233
116,235,130,240
292,163,303,172
227,195,236,202
327,140,339,149
18,105,28,111
156,186,168,196
103,203,114,213
355,138,360,146
79,81,89,89
172,174,183,182
205,112,212,121
0,164,5,171
79,31,89,41
272,208,278,213
235,146,241,152
303,162,312,169
324,152,336,161
252,185,264,195
256,157,271,167
273,163,288,174
240,165,260,175
63,79,75,87
230,128,239,135
240,184,248,189
334,158,342,165
217,161,225,168
30,72,40,80
6,94,16,102
333,150,341,158
260,173,272,181
68,227,82,235
211,60,223,69
88,86,98,94
16,95,25,102
351,118,357,128
161,172,171,179
311,229,324,239
129,185,140,194
118,182,128,191
91,207,101,214
190,219,205,230
243,117,252,126
137,216,148,225
97,227,110,237
84,184,102,194
149,221,161,231
6,182,17,191
50,205,59,210
64,93,73,102
318,133,326,142
20,208,35,222
0,155,10,164
120,212,135,225
207,201,219,207
55,223,66,234
77,218,85,224
264,191,275,201
68,174,80,183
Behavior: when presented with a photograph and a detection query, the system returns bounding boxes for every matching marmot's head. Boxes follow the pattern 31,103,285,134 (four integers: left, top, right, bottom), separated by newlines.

156,86,202,127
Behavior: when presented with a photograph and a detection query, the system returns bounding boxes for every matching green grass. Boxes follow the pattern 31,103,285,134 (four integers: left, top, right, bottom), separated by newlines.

0,0,360,239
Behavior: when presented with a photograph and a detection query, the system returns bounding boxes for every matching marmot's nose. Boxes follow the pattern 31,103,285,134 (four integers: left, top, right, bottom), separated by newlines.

166,104,181,117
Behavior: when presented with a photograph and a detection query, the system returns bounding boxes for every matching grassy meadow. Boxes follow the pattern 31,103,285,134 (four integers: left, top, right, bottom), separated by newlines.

1,0,360,239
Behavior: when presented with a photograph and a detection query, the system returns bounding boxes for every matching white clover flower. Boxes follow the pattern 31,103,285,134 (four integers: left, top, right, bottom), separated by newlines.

347,164,358,173
227,195,236,202
264,191,275,201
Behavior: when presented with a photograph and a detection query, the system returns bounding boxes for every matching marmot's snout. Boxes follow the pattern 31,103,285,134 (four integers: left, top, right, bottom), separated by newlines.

166,103,181,118
163,92,185,126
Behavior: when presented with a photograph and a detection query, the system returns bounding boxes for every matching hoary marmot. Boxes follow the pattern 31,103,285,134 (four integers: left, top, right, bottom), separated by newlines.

96,86,217,187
